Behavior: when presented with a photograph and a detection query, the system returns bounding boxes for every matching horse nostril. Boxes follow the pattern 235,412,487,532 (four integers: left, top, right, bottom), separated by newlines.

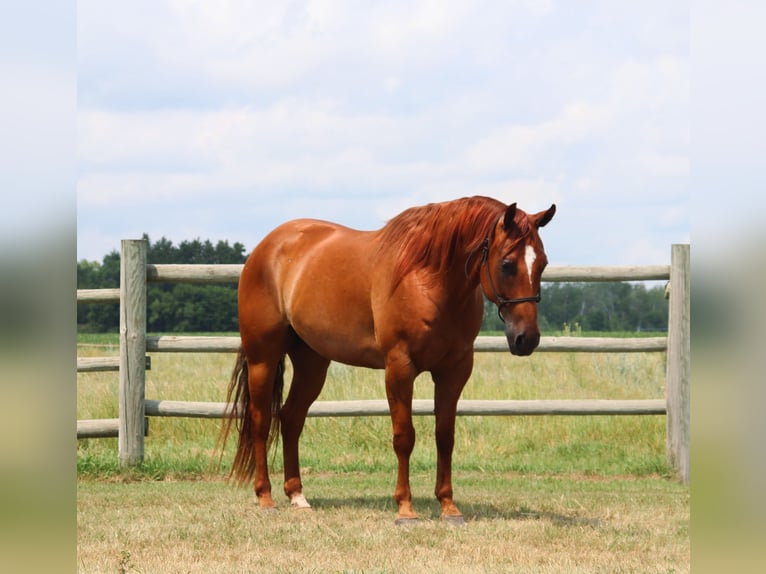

514,333,525,349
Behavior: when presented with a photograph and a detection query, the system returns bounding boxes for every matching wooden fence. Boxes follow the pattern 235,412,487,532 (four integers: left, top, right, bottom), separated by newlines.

77,241,690,483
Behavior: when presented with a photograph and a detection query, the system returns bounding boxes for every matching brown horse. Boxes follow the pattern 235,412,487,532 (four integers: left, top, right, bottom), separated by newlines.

220,196,555,524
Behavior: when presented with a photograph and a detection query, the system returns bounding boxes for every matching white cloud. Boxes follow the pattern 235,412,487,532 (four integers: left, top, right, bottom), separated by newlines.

637,153,690,178
658,206,686,229
383,76,401,94
626,237,671,266
465,101,611,172
77,1,690,265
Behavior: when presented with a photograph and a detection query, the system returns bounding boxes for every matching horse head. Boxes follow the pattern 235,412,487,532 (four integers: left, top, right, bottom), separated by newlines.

480,202,556,356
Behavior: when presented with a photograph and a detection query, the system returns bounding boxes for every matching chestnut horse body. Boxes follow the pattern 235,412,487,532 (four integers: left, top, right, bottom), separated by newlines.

221,196,555,523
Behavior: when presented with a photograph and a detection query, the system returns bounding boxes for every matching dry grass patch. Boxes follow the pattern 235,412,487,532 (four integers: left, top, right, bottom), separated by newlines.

78,472,688,573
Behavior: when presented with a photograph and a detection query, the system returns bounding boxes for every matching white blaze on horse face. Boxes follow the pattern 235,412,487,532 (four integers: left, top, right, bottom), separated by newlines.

524,245,536,286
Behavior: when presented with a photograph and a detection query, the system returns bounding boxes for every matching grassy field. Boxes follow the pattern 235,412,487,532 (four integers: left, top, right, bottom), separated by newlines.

77,333,689,572
78,474,687,573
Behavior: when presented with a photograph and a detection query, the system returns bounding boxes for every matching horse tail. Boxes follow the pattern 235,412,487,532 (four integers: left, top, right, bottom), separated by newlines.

268,357,286,453
218,347,285,485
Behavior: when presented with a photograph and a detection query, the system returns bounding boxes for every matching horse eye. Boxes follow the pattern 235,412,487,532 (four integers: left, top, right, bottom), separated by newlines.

500,260,516,275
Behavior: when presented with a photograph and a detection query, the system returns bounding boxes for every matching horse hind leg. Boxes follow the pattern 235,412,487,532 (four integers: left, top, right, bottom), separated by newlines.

220,336,288,510
244,357,286,510
280,340,330,509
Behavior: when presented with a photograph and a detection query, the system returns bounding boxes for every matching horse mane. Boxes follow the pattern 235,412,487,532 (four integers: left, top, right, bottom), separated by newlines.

377,196,508,286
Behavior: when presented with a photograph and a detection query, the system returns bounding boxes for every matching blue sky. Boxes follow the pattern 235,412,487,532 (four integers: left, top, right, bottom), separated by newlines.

76,0,690,265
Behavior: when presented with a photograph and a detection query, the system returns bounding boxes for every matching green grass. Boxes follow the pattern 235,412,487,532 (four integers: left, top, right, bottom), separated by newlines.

77,334,669,480
77,335,686,572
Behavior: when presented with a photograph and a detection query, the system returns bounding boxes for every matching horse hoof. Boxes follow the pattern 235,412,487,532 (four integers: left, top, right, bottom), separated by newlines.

260,506,279,514
441,514,466,526
290,493,312,510
394,516,420,527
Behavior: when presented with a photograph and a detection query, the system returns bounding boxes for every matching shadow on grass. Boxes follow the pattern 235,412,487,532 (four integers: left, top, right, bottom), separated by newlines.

309,495,603,527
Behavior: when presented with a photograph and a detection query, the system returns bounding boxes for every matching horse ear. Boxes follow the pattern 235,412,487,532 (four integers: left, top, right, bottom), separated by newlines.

531,204,556,228
503,203,517,231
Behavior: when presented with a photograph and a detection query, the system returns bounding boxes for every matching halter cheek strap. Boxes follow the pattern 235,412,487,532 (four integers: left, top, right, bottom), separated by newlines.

474,237,542,322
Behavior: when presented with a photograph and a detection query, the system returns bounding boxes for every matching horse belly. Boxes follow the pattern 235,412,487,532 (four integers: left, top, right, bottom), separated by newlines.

280,226,385,369
292,312,385,369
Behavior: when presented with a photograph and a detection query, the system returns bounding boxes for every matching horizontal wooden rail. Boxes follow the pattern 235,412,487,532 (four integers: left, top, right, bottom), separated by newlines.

78,399,665,438
77,417,148,439
475,336,667,353
141,398,666,419
144,263,673,283
146,335,241,353
143,335,667,354
77,419,120,438
77,288,120,304
77,356,151,373
77,357,121,372
76,264,671,304
542,265,669,282
144,264,671,283
146,264,243,283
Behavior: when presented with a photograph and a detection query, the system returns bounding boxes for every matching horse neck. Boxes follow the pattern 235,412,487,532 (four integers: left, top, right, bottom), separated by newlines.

437,213,503,303
377,196,505,292
460,218,500,284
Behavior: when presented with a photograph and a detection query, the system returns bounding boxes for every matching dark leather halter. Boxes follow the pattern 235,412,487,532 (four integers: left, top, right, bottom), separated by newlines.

467,237,541,323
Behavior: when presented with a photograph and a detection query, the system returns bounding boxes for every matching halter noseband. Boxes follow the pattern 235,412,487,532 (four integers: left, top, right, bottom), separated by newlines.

469,237,542,323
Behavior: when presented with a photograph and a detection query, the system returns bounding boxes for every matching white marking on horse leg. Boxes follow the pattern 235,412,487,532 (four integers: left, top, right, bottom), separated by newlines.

524,245,537,286
290,493,311,509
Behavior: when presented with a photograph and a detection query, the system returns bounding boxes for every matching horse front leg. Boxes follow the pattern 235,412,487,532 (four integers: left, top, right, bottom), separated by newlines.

431,353,473,525
384,355,418,524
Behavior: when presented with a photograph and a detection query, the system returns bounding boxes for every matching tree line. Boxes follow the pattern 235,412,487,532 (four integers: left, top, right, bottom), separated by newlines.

77,235,247,333
481,282,668,333
77,235,668,334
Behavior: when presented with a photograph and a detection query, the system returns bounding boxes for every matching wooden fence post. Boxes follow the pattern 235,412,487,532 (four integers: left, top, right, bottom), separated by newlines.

666,243,690,483
119,239,147,467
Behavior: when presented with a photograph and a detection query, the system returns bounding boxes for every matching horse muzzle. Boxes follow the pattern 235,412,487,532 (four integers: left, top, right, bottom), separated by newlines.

506,326,540,356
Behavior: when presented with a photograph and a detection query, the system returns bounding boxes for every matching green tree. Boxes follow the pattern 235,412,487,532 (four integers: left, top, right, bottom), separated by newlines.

77,236,248,333
479,282,668,333
77,251,121,332
143,235,246,332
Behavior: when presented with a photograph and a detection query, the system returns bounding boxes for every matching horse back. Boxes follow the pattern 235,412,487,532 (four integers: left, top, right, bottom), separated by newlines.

239,219,388,367
239,217,482,371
